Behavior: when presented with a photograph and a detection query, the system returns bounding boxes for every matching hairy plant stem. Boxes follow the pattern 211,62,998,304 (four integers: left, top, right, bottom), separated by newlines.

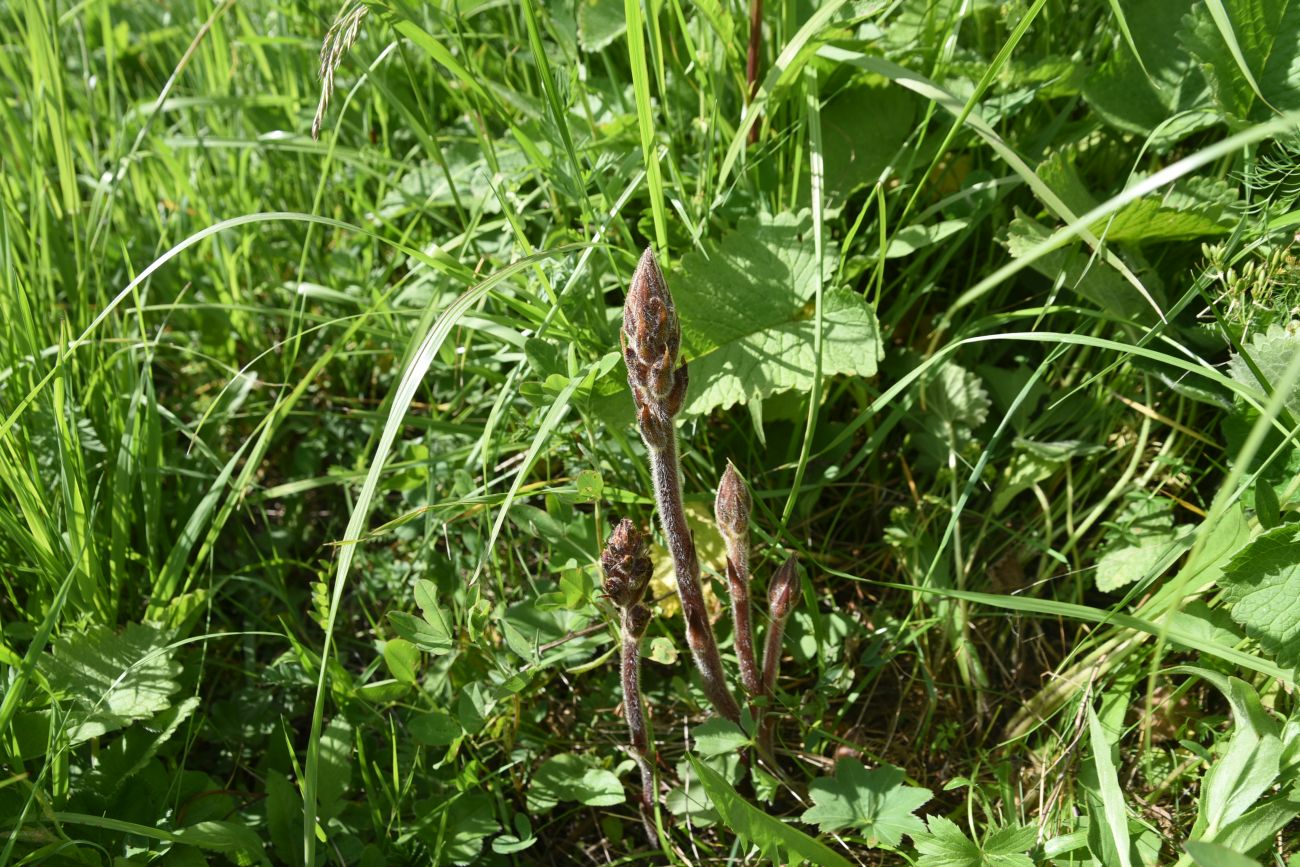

726,558,761,697
648,436,742,723
757,613,789,756
619,608,657,841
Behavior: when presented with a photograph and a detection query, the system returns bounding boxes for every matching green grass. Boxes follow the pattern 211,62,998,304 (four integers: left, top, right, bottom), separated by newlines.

2,0,1299,865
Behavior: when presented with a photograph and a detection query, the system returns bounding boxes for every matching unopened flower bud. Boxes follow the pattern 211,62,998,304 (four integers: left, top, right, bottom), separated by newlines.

714,461,751,543
622,248,689,442
601,518,653,608
768,554,799,622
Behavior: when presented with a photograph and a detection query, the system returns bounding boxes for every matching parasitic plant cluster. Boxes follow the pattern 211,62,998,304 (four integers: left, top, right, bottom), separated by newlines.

603,247,805,836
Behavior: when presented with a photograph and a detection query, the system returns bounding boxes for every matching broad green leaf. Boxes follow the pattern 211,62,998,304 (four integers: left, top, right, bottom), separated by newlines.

800,759,932,846
41,622,181,744
410,709,462,746
692,718,750,757
437,792,500,864
1082,0,1214,141
577,0,626,51
1186,840,1262,867
1181,0,1300,119
924,363,990,435
265,771,302,867
1087,704,1133,867
1228,324,1300,417
81,696,200,799
1219,525,1300,670
173,821,268,865
819,81,916,203
913,815,1036,867
883,220,968,259
1005,215,1156,323
1098,175,1243,241
387,579,454,654
526,753,625,812
1175,668,1283,836
383,638,419,684
688,755,855,867
674,211,881,416
317,718,353,821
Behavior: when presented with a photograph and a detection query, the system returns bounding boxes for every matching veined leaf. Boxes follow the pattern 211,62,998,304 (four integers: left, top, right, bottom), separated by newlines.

1219,524,1300,670
800,759,932,847
1181,0,1300,119
688,755,855,867
41,622,181,744
913,816,1037,866
674,211,881,416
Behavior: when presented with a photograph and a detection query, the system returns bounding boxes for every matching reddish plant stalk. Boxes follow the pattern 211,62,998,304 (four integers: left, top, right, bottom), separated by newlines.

623,248,741,724
620,604,656,841
759,555,799,755
717,462,760,697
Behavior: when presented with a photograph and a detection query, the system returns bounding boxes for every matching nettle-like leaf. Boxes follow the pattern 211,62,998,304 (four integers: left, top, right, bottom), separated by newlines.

41,622,181,744
1181,0,1300,120
693,718,751,757
1082,0,1214,143
913,816,1037,867
1228,323,1300,417
800,759,932,847
1219,525,1300,670
923,363,990,437
674,210,881,416
1094,498,1195,593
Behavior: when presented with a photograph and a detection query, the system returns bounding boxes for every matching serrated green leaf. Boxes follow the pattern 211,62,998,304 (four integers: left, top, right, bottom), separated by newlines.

1219,525,1300,670
1228,323,1300,416
692,718,750,757
1181,0,1300,119
924,363,990,434
913,815,1037,866
800,759,932,846
1083,0,1213,141
673,211,881,416
688,755,855,867
41,622,181,744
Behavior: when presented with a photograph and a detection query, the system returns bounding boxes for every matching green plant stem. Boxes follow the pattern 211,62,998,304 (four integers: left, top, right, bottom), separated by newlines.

648,435,742,723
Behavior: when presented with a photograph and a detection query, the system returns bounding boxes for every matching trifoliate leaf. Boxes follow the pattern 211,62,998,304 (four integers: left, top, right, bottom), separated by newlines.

1180,0,1300,120
693,718,751,757
527,753,626,813
1227,323,1300,417
913,815,1037,867
41,622,181,744
673,211,881,416
1219,525,1300,670
800,759,932,847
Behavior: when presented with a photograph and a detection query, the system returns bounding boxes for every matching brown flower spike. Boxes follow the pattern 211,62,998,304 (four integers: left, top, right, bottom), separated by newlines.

622,248,741,723
759,554,800,755
622,247,688,451
601,521,657,840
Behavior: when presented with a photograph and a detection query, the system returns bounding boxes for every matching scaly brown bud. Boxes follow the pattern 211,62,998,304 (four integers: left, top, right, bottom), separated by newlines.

623,248,688,450
715,461,751,543
601,519,653,609
768,554,799,622
624,602,652,639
